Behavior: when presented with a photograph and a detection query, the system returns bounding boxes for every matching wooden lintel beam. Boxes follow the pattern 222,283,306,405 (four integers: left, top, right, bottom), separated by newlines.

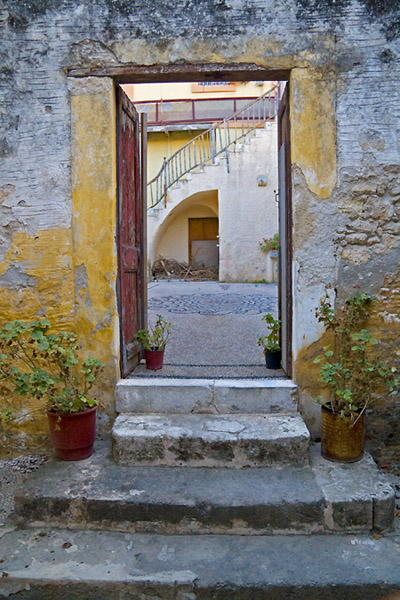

66,63,290,82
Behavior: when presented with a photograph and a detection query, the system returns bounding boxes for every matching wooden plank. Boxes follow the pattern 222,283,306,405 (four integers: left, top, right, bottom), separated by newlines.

278,84,293,377
67,63,290,84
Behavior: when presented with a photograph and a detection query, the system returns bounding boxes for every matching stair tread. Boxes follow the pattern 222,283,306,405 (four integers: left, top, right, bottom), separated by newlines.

117,377,296,414
2,527,400,598
113,412,308,441
14,442,394,535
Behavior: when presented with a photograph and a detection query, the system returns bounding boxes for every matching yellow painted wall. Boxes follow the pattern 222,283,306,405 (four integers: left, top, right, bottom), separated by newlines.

70,77,120,422
0,78,120,456
123,81,274,102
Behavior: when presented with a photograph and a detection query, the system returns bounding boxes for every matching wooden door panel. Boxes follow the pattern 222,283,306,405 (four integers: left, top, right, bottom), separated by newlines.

116,87,145,377
204,217,218,240
278,84,292,376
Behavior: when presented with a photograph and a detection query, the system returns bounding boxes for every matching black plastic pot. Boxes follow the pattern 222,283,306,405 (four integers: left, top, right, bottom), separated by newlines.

265,350,281,369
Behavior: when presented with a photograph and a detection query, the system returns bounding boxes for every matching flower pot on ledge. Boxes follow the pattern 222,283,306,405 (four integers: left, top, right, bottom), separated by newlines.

265,349,281,369
320,405,364,463
47,406,97,461
145,349,165,370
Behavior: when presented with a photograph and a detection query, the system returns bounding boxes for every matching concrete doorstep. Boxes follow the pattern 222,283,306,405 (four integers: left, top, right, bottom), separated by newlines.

1,528,400,600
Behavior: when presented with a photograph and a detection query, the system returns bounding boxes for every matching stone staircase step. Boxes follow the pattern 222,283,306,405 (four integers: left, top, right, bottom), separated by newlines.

116,377,297,414
13,444,323,535
13,442,394,535
112,413,310,468
2,528,400,599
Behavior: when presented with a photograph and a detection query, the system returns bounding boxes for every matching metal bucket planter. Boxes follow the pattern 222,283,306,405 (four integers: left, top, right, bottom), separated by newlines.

321,405,364,463
47,406,97,461
145,349,165,370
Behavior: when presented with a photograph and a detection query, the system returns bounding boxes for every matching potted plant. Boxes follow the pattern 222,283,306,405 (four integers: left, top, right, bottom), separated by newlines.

257,313,281,369
0,319,104,461
259,234,279,258
135,314,172,371
314,289,399,463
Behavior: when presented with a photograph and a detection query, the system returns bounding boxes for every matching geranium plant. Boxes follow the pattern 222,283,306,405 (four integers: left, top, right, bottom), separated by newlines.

259,234,279,254
314,289,400,424
135,314,172,351
0,320,104,415
257,314,281,352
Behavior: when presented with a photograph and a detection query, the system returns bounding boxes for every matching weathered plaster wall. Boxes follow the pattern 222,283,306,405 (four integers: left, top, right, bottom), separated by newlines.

0,0,399,457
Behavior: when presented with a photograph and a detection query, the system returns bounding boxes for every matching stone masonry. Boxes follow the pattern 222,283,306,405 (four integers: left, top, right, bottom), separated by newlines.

0,0,399,456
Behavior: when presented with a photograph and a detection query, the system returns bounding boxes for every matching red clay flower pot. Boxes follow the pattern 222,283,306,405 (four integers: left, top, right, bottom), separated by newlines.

47,406,97,461
145,349,164,370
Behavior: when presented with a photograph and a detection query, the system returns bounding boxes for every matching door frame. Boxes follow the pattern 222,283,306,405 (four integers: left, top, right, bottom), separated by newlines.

111,65,292,377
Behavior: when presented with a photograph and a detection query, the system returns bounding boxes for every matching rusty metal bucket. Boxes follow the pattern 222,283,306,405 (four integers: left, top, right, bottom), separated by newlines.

321,405,364,463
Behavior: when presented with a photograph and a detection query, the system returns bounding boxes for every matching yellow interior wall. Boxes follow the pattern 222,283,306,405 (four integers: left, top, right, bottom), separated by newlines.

123,81,274,102
146,130,206,182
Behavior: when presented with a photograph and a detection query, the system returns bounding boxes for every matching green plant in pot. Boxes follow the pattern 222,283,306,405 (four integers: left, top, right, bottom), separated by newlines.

0,320,104,461
314,289,400,463
257,314,281,369
135,314,172,371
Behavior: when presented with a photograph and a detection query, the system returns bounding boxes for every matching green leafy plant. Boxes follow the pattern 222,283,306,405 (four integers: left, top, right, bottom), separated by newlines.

314,290,400,424
135,314,172,351
0,320,104,415
257,314,281,353
259,234,279,254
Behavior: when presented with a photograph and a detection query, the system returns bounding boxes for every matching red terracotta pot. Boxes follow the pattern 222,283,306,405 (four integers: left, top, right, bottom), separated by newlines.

47,406,97,461
145,349,164,370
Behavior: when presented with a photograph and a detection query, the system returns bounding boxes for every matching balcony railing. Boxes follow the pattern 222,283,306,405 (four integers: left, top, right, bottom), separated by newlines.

135,95,277,127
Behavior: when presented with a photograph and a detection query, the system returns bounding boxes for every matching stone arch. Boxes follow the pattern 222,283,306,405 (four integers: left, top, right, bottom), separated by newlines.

149,190,219,268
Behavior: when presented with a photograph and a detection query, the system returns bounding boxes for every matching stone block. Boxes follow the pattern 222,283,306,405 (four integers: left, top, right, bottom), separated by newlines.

116,378,297,415
310,444,395,532
112,413,310,468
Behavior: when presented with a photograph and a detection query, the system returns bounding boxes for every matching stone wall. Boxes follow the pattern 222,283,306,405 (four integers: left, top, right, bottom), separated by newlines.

0,0,399,458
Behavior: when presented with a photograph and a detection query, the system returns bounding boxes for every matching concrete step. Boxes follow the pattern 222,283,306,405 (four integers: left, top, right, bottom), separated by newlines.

112,413,310,468
2,528,400,599
13,443,394,535
116,377,297,414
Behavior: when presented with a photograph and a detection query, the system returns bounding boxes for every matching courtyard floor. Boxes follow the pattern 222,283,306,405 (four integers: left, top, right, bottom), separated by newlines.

131,279,285,379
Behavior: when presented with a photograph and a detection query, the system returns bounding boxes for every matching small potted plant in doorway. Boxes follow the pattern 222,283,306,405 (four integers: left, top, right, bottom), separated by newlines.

258,313,281,369
135,314,172,371
259,234,279,259
0,319,104,461
314,289,400,463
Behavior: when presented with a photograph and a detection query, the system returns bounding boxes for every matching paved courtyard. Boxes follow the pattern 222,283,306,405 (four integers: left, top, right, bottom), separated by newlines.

131,280,284,378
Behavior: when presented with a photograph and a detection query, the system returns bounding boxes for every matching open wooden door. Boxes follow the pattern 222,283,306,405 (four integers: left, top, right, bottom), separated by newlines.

278,84,293,376
116,86,147,377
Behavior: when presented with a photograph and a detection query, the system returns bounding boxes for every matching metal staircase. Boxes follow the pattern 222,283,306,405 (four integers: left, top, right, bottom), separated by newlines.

148,84,279,209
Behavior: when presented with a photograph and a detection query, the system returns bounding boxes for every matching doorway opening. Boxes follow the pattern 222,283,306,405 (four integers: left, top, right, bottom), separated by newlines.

115,66,292,380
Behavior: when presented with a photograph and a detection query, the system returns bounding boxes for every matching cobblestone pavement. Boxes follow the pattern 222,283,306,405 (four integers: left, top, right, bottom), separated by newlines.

132,280,283,378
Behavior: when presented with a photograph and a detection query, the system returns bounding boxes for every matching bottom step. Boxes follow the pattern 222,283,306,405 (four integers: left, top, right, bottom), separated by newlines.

1,528,400,599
